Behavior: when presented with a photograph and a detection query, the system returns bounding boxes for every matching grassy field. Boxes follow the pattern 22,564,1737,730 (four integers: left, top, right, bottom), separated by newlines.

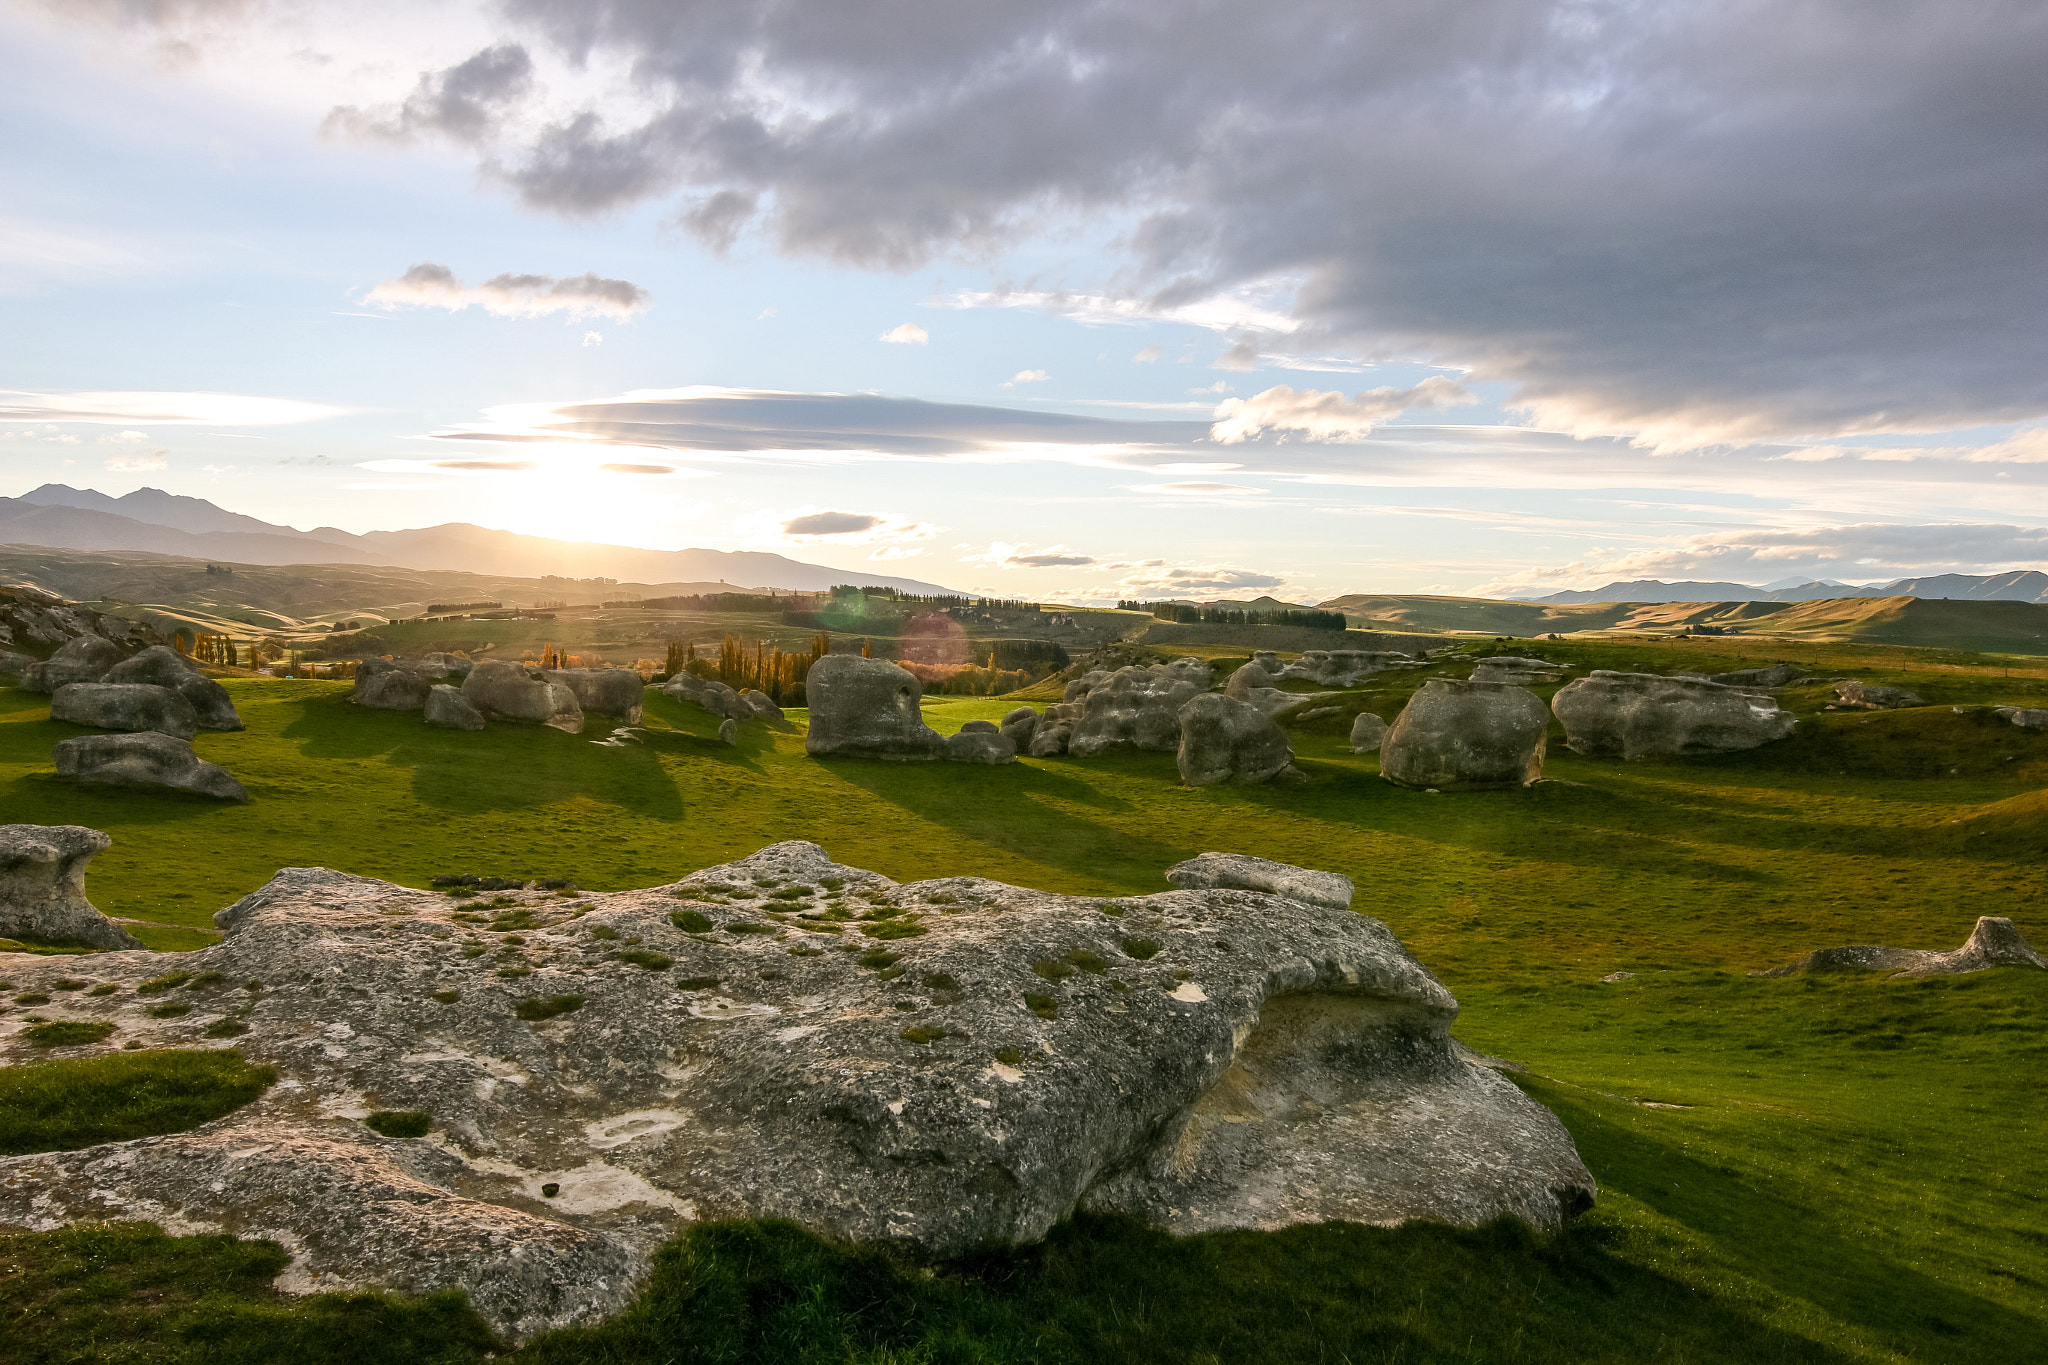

1,634,2045,1361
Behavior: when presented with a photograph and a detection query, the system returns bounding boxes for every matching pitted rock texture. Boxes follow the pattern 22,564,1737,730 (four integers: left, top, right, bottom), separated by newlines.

53,732,248,801
1066,658,1213,756
51,682,200,739
462,662,584,733
1380,679,1548,791
1757,916,2044,980
999,705,1040,751
803,656,945,760
1176,694,1295,786
0,824,143,950
22,634,124,693
0,841,1591,1338
1163,852,1353,911
425,684,487,730
1552,671,1796,760
1834,681,1925,710
103,647,243,731
545,668,646,724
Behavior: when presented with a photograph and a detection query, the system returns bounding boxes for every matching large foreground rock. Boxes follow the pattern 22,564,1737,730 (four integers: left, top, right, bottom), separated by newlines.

1065,657,1213,756
22,634,123,692
545,668,646,724
0,824,143,950
462,662,584,733
50,682,200,740
0,842,1592,1340
803,655,945,760
52,732,248,801
1380,679,1548,790
1552,671,1795,759
1176,693,1296,785
1757,917,2044,980
103,646,242,730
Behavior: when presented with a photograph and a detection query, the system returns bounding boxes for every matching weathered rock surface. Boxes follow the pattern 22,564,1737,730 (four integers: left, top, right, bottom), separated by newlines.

51,682,200,740
717,717,739,745
998,705,1039,750
1163,851,1354,910
52,732,248,801
1834,681,1925,710
1380,679,1548,791
462,662,584,733
103,646,243,731
1757,917,2044,980
351,658,435,711
1176,693,1296,786
661,672,746,721
802,656,945,760
1349,712,1388,753
1,585,161,655
22,634,124,693
1994,706,2048,730
0,842,1592,1340
943,727,1018,763
1224,660,1274,700
1710,662,1801,689
1551,671,1796,760
1272,650,1421,687
1469,656,1567,686
1027,701,1084,756
737,689,786,724
0,824,143,950
546,668,646,724
1067,658,1213,757
0,650,34,679
424,684,487,730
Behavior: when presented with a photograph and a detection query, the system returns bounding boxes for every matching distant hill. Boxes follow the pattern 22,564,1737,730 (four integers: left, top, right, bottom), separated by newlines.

1527,571,2048,605
3,484,964,596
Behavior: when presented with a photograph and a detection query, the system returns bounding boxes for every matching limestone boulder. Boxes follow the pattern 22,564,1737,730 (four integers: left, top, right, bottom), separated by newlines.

1062,668,1113,702
0,650,34,680
802,655,945,760
1176,693,1296,786
104,646,242,730
718,717,738,745
51,682,200,740
737,688,786,723
1224,660,1276,699
1470,656,1567,686
1757,917,2044,980
944,726,1018,764
1027,701,1085,756
1163,851,1354,910
662,672,746,721
999,705,1039,750
1349,711,1388,753
1068,658,1213,756
545,668,646,723
1274,650,1420,687
0,842,1592,1341
1710,662,1800,688
424,684,486,730
1994,706,2048,730
0,824,144,950
462,661,584,733
1834,681,1925,710
53,732,248,801
1551,671,1795,760
22,634,123,693
421,651,474,678
351,658,434,711
1380,679,1548,791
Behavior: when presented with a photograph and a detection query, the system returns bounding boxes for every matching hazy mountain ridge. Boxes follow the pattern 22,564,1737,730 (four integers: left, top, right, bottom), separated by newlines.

3,484,963,595
1524,571,2048,605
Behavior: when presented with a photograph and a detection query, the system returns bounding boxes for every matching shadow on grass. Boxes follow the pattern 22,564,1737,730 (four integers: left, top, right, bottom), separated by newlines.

1522,1075,2045,1359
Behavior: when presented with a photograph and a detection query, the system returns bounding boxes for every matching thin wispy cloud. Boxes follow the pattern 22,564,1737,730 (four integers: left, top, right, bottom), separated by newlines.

365,263,650,321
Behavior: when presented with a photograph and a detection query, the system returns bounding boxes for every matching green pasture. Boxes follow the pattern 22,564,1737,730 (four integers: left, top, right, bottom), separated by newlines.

0,634,2044,1362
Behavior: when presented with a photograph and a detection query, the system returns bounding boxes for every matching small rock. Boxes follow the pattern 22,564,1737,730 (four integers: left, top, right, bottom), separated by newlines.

1757,917,2044,979
1600,971,1635,983
1164,852,1354,910
1833,681,1924,710
1348,712,1387,753
718,717,738,745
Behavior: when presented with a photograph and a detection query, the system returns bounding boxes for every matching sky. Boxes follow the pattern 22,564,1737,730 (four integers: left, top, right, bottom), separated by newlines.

1,0,2044,603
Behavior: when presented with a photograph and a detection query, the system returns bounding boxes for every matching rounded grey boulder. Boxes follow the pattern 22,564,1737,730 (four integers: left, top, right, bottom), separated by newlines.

661,672,745,720
802,655,945,760
0,824,144,950
999,705,1040,750
23,634,123,693
943,728,1018,763
544,668,646,723
51,682,200,740
1176,693,1296,786
1381,678,1548,791
104,646,243,731
1552,671,1796,760
54,731,248,801
1349,711,1388,753
424,683,487,730
1834,680,1925,710
737,688,786,723
351,658,434,711
1069,658,1213,756
462,661,584,733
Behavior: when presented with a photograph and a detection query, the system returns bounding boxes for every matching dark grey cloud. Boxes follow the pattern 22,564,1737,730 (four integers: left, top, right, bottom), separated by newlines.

325,44,534,146
782,510,882,536
394,0,2044,444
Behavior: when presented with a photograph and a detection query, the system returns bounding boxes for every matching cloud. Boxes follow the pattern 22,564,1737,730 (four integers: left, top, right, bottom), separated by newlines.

1476,523,2048,596
323,44,534,146
599,462,686,475
1211,377,1471,444
105,450,168,472
1133,345,1164,364
735,505,938,546
969,542,1099,569
878,322,928,345
678,189,760,252
0,390,345,426
365,263,650,321
1003,369,1048,387
1213,340,1262,372
101,430,149,444
582,331,603,346
783,510,883,536
1111,563,1289,596
1136,481,1266,496
204,1,2045,448
868,545,924,560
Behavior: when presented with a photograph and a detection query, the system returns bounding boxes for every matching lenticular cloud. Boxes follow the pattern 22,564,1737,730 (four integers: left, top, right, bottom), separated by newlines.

365,263,651,321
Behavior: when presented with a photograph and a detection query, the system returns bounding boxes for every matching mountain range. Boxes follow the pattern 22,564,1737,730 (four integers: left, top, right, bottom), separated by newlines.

0,485,963,596
1524,573,2048,605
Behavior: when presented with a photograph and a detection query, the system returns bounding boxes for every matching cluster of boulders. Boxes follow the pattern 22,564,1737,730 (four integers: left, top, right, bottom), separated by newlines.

659,671,788,746
0,833,1595,1339
1993,705,2048,730
0,584,162,676
1252,648,1425,688
351,656,647,739
5,638,249,801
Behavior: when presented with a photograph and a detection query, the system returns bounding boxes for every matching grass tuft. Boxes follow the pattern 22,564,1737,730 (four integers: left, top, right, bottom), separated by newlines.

364,1111,432,1139
514,994,584,1022
0,1050,274,1154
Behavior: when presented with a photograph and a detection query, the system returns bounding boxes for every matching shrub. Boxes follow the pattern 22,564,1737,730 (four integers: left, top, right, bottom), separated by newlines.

24,1020,114,1048
620,951,673,970
0,1050,275,1154
672,911,715,933
1121,937,1162,960
900,1026,945,1045
364,1110,432,1138
515,994,584,1022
